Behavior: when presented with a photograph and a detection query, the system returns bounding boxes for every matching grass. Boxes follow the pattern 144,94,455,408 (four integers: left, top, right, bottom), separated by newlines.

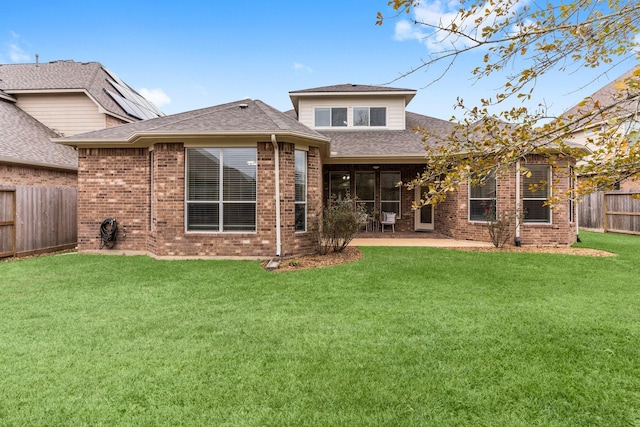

0,231,639,426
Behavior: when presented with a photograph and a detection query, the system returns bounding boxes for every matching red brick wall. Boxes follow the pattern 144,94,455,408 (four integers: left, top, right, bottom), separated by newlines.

77,141,321,258
324,156,577,246
445,156,577,246
0,163,76,187
77,147,150,251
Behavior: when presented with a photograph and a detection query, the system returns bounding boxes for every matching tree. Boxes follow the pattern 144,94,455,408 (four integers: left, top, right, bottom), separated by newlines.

376,0,640,206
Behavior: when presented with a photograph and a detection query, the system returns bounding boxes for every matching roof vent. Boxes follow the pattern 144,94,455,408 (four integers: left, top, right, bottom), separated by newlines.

239,103,249,109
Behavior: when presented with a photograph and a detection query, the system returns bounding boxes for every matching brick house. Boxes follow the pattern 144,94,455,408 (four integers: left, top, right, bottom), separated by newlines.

57,84,578,258
0,60,162,257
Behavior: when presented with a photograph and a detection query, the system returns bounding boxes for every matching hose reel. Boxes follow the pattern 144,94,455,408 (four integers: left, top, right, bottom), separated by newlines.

100,218,118,249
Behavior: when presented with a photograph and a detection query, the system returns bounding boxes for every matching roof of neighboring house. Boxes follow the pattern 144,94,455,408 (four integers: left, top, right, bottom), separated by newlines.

0,98,77,170
0,60,164,121
288,83,417,113
561,66,640,127
56,99,330,148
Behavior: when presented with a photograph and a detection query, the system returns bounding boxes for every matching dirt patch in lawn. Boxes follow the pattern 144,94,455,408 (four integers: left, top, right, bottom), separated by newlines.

268,245,615,272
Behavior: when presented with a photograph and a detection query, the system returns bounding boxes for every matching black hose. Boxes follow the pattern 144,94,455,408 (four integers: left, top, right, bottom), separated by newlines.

100,218,118,249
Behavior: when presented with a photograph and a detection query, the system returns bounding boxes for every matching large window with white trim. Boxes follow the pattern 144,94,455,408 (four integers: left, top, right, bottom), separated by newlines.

523,164,551,223
469,172,497,221
380,171,401,215
354,107,386,127
315,108,347,127
186,147,257,232
295,150,307,232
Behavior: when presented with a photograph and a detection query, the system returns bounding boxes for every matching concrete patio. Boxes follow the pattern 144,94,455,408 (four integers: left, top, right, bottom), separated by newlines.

351,231,493,247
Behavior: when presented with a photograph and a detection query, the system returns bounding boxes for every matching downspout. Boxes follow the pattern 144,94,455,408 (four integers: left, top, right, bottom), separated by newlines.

271,134,282,257
575,170,581,242
515,160,522,246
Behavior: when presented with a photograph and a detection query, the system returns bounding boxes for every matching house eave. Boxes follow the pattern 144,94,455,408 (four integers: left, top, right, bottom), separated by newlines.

325,154,427,165
54,130,331,150
0,156,77,172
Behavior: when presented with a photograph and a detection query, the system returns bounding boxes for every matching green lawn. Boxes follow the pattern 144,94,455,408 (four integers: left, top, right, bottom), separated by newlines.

0,231,639,426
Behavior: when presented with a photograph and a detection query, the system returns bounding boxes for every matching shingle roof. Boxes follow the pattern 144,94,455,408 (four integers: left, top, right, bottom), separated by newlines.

0,60,163,121
561,66,640,125
318,112,455,158
56,99,329,145
289,83,416,94
0,98,77,170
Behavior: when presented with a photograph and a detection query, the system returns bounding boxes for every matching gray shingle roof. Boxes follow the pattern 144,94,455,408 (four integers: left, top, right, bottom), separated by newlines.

0,60,163,121
57,99,329,145
319,112,455,158
0,99,77,170
561,66,640,124
289,83,416,94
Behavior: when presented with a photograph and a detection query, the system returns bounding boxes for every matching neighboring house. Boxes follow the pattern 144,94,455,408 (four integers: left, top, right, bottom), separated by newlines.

0,60,163,257
57,83,577,259
564,66,640,190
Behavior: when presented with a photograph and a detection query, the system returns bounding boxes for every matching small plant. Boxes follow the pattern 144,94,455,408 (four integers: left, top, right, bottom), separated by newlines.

313,193,368,254
482,202,522,248
288,258,300,267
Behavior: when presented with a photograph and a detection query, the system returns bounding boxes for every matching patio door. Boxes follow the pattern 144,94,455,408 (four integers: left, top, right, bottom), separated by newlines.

414,186,434,231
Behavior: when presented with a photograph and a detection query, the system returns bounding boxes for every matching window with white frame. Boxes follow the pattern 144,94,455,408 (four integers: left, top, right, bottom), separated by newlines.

523,164,551,223
469,172,497,221
355,171,375,215
353,107,386,127
295,150,307,232
315,107,347,127
569,166,574,223
185,147,257,232
380,171,401,216
329,171,351,200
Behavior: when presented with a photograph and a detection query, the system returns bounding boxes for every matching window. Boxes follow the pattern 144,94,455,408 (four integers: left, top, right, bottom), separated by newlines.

329,171,351,200
353,107,386,127
295,150,307,232
523,164,551,223
315,108,347,127
469,172,497,221
380,171,401,215
355,171,375,215
186,148,257,232
569,166,574,223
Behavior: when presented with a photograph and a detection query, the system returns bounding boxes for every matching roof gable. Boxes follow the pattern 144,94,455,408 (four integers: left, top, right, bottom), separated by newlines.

0,60,164,122
56,99,329,147
0,98,77,170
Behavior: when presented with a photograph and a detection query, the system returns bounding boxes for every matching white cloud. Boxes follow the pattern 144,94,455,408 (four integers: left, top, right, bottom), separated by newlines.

9,43,30,62
4,31,30,62
293,62,313,73
139,88,171,107
393,0,530,52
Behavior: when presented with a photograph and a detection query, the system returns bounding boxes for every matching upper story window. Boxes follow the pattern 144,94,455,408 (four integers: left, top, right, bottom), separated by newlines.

354,107,386,127
315,108,347,127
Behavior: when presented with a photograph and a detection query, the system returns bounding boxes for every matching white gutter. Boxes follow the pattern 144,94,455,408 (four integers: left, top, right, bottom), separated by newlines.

271,134,282,257
515,160,522,246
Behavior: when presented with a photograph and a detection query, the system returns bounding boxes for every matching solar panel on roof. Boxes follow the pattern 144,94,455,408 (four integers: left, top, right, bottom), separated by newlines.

103,67,165,120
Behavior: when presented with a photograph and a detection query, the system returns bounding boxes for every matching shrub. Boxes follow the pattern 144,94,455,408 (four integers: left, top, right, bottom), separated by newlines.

314,194,368,254
481,201,525,248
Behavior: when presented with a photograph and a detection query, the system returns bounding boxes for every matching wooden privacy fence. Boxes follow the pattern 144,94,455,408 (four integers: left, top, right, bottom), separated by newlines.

0,185,77,258
0,189,16,257
579,191,640,235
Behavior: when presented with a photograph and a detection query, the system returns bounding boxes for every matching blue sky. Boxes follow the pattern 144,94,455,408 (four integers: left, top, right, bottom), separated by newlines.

2,1,635,119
